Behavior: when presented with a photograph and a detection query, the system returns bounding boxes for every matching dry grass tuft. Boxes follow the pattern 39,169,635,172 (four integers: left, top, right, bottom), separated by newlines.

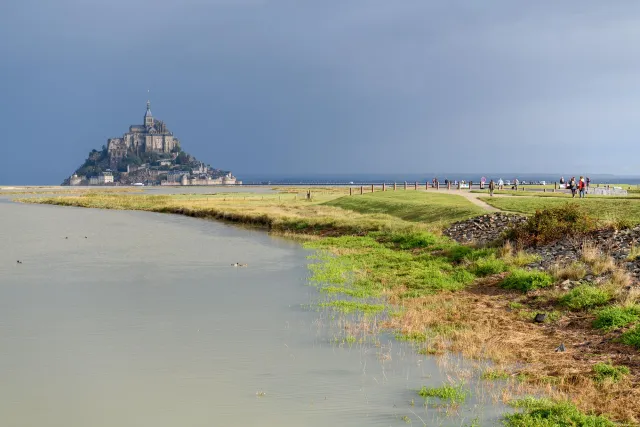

580,241,601,264
500,241,514,259
549,262,587,281
627,245,640,261
591,256,617,276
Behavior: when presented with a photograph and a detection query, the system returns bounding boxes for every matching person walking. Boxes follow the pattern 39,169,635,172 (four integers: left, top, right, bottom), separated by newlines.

579,176,586,198
586,176,591,191
569,177,577,198
514,178,519,191
498,178,504,190
488,179,496,197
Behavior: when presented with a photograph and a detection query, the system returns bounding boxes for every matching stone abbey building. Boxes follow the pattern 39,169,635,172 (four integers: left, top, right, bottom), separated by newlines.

106,101,179,168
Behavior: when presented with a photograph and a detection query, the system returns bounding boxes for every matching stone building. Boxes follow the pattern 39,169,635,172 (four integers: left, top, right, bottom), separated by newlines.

107,101,179,168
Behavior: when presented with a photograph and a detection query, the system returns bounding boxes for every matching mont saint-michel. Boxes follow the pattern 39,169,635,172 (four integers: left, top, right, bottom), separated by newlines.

63,101,240,186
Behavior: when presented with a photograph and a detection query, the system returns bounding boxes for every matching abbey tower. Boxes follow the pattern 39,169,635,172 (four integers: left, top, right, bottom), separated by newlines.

106,101,179,168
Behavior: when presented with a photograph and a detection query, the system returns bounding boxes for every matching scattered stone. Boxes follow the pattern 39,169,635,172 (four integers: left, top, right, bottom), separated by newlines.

555,343,566,352
534,313,546,323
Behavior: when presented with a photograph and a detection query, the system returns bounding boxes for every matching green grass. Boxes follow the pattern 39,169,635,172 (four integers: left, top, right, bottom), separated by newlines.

559,285,612,311
592,305,640,331
481,369,510,380
306,235,476,299
592,362,630,384
481,196,640,226
318,300,385,314
500,269,554,292
418,383,469,404
325,191,485,226
504,397,615,426
470,255,510,276
620,324,640,349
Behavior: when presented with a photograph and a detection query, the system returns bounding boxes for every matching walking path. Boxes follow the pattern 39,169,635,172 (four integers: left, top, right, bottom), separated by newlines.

434,189,506,212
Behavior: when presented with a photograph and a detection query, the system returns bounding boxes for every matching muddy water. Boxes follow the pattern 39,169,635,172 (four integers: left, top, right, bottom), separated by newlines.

0,201,507,426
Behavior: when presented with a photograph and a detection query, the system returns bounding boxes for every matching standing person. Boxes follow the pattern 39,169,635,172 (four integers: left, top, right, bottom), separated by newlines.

498,178,504,190
586,177,591,191
569,177,577,198
579,176,586,198
514,178,519,191
560,176,565,186
488,179,496,197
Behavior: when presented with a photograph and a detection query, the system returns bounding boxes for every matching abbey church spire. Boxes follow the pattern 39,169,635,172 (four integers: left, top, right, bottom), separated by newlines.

144,100,154,127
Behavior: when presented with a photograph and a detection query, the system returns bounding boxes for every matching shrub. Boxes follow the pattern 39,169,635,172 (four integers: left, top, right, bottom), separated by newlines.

592,362,630,384
593,305,640,331
506,204,598,247
500,269,554,292
559,285,612,311
504,397,615,426
620,324,640,349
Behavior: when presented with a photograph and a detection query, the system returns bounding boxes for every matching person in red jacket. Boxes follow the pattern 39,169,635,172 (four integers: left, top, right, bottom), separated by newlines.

578,176,586,198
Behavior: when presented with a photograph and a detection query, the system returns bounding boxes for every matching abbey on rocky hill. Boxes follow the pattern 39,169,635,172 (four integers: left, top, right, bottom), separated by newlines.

106,101,179,168
63,100,239,186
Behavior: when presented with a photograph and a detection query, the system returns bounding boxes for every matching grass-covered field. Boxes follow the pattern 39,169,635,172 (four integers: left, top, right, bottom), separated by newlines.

325,191,485,225
481,195,640,225
17,189,640,424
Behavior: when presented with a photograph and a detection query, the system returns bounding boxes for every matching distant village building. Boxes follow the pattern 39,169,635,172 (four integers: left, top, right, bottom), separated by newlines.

89,176,99,185
69,174,84,186
98,171,114,184
106,101,179,169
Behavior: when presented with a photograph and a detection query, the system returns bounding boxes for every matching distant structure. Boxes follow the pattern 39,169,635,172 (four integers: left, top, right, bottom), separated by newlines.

106,101,179,168
63,99,239,186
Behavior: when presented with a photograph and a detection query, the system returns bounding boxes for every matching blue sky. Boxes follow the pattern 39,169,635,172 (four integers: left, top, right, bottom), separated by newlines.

2,1,640,184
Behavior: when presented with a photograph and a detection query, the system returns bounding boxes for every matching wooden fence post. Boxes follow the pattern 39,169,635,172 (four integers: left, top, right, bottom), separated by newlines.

360,186,363,195
382,183,386,191
349,187,352,196
447,181,451,190
404,181,407,190
414,182,418,190
371,184,374,193
469,181,473,190
394,182,397,191
554,182,558,190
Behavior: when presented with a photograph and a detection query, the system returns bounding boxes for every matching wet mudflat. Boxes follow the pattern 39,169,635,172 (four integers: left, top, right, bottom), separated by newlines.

0,201,507,426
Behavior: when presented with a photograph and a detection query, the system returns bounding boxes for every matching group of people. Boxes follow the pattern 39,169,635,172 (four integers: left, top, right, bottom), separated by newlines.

561,176,589,198
485,176,591,197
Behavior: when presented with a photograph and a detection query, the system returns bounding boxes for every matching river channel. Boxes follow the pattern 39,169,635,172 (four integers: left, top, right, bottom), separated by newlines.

0,198,507,426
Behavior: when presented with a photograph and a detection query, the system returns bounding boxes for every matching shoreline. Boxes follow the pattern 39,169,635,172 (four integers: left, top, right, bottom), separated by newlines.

15,190,640,425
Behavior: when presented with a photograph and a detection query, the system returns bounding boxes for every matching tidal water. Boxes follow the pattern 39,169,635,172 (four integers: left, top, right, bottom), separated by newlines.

0,200,508,426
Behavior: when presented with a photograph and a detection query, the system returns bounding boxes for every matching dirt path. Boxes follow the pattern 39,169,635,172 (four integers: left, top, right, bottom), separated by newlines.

436,189,505,212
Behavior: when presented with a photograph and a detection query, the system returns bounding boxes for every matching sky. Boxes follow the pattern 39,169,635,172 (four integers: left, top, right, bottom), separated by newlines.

2,0,640,184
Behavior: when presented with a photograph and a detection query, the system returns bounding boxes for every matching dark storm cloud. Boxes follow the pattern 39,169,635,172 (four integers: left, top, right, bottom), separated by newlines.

2,0,640,184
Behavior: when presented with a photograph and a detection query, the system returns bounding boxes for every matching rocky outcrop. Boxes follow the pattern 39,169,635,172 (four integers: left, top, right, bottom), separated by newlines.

444,213,527,245
445,215,640,282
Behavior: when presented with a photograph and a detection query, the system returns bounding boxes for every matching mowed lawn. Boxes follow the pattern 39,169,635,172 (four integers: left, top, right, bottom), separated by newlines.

325,191,485,224
481,196,640,225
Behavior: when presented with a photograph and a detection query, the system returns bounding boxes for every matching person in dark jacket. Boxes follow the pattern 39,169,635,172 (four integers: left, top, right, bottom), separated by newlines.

488,179,496,197
569,177,577,198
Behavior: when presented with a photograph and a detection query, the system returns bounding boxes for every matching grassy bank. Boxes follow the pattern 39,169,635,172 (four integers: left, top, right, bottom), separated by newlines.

325,191,484,225
18,190,640,424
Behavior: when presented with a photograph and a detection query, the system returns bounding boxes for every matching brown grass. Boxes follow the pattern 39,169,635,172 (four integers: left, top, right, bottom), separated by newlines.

385,284,640,423
549,262,588,281
580,241,601,264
